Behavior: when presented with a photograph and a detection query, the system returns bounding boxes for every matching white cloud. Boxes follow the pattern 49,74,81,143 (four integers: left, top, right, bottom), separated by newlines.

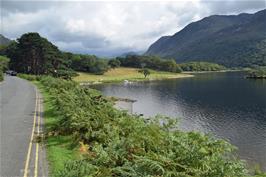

1,1,265,56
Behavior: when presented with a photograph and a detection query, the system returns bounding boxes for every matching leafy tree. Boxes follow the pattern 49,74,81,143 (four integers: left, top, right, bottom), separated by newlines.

90,60,109,75
160,59,177,72
4,32,69,75
108,59,121,68
139,68,150,78
176,64,183,73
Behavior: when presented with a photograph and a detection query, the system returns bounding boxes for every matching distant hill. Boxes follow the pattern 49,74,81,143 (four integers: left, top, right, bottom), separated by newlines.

145,9,266,67
119,51,144,57
0,34,12,46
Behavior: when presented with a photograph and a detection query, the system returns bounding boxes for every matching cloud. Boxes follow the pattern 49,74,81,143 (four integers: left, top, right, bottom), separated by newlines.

1,1,265,57
201,0,266,15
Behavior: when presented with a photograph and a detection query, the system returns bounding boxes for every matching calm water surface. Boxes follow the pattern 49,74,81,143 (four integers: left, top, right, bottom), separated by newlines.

93,72,266,170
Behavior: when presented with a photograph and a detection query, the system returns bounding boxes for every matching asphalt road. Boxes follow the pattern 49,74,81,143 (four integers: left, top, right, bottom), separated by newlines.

0,76,47,177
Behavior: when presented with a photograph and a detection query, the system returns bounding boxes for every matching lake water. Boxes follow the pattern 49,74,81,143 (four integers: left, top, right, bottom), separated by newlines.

92,72,266,170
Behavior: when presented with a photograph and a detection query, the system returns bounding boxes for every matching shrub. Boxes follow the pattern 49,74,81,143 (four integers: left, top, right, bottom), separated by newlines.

18,74,41,81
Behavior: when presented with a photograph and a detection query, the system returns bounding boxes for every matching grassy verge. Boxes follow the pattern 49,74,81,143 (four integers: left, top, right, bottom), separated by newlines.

33,82,81,176
73,67,193,84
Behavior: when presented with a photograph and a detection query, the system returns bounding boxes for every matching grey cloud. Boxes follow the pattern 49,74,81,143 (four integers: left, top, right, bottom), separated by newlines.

201,0,266,15
1,1,59,15
2,1,265,57
50,31,110,49
61,43,139,58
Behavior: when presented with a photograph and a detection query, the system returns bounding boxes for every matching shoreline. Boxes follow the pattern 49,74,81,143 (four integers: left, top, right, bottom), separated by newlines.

79,74,194,85
77,68,244,86
77,72,194,85
182,69,243,74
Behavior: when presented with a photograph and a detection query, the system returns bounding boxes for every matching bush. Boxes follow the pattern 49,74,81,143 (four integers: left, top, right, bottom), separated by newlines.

53,69,79,80
36,76,255,177
18,74,42,81
108,59,121,68
0,55,10,81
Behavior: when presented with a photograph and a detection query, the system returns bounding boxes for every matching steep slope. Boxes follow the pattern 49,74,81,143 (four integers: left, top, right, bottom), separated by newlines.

0,34,12,45
146,9,266,67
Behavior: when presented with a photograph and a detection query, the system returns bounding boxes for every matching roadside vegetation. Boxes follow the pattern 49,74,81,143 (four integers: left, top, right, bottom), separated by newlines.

74,67,192,83
0,55,9,81
20,75,266,177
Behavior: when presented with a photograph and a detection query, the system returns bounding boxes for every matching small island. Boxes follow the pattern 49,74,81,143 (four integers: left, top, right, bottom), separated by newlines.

246,67,266,79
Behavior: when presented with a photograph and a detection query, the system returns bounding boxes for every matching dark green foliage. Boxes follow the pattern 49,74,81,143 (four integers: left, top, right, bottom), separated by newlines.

0,55,9,71
90,59,109,75
176,64,183,73
146,9,266,67
0,32,110,77
117,55,182,73
53,69,79,80
69,53,109,75
3,33,71,75
179,62,226,71
108,59,121,68
0,55,10,81
33,76,254,177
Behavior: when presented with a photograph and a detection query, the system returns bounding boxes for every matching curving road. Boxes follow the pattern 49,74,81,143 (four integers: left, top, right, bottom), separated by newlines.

0,76,47,177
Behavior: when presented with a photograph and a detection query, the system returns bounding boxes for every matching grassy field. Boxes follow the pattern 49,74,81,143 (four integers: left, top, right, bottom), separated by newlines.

73,67,193,83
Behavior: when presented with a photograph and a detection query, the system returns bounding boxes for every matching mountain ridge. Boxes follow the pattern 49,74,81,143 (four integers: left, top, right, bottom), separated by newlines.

145,9,266,67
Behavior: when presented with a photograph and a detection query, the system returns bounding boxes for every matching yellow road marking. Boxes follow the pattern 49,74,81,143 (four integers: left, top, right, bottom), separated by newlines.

23,89,38,177
34,94,41,177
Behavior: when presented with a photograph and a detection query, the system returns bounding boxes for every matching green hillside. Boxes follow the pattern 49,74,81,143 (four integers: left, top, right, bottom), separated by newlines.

146,9,266,67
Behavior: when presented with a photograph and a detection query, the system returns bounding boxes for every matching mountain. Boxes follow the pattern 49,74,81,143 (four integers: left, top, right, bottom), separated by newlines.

119,51,144,57
0,34,12,46
145,9,266,67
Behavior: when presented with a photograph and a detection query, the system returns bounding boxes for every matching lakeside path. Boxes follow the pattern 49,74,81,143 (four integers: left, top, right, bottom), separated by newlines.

0,76,48,177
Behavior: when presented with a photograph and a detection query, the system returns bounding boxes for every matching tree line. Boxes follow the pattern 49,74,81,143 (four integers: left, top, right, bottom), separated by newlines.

0,32,227,80
116,55,226,72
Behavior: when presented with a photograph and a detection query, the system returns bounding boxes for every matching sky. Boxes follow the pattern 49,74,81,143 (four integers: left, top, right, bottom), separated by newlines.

1,0,265,57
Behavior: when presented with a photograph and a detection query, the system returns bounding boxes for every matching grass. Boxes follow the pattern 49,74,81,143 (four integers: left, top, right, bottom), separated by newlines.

34,82,81,176
73,67,193,83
